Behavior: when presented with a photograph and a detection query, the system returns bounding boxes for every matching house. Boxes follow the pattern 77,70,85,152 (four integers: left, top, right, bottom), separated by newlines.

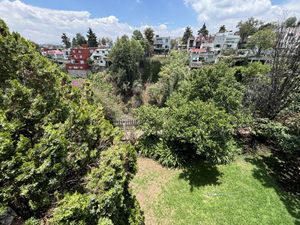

90,46,110,67
153,35,171,54
66,47,91,77
41,49,68,64
187,35,215,51
213,32,240,53
189,48,216,68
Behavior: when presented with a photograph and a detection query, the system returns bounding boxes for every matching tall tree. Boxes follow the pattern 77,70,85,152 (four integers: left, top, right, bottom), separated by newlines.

71,37,77,47
285,17,297,28
109,36,144,95
237,17,262,43
144,28,154,46
219,25,226,33
247,29,275,56
198,23,209,36
182,26,193,45
254,23,300,118
0,19,143,224
75,33,87,46
87,27,98,47
132,29,144,41
61,33,71,48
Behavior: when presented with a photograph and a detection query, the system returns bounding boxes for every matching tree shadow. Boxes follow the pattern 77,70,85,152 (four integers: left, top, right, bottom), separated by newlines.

245,153,300,224
178,161,223,192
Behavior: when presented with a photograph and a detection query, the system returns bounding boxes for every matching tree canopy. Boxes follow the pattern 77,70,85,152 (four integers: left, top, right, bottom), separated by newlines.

109,35,144,96
182,26,193,45
198,23,209,36
0,19,143,224
61,33,71,48
247,28,275,56
86,27,98,47
237,17,262,43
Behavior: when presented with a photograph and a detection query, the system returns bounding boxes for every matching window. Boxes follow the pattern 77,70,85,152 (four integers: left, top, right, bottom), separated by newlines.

80,60,84,64
80,55,82,58
78,50,81,53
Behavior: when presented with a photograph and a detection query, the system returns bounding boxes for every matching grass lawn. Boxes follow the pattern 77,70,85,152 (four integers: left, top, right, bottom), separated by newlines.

131,155,300,225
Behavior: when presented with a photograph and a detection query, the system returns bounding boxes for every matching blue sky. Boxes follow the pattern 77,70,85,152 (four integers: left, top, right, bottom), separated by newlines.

0,0,299,43
21,0,198,29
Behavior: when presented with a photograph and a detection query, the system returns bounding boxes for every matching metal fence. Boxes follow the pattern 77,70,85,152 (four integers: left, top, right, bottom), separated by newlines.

114,119,139,131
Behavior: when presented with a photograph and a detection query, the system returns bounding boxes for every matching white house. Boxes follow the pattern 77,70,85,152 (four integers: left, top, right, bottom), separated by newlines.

90,47,110,67
153,35,171,53
213,32,240,52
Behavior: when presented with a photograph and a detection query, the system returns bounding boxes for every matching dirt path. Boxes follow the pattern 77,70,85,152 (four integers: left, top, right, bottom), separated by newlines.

131,157,178,225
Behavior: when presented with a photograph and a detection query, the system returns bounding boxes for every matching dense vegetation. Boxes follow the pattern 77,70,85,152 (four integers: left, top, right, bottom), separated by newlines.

0,20,143,224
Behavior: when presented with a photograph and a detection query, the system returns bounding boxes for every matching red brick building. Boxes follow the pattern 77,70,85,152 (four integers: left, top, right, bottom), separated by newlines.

66,46,96,77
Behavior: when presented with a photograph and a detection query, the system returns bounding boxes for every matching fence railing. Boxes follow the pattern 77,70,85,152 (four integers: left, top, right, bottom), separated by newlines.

113,119,139,131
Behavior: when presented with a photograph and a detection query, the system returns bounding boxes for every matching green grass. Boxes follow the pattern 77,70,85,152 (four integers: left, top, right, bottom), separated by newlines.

131,156,300,225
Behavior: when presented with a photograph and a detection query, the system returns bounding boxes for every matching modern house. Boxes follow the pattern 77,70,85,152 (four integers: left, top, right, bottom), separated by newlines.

189,48,216,68
213,32,240,53
90,46,110,67
66,47,91,77
153,35,171,54
187,35,215,51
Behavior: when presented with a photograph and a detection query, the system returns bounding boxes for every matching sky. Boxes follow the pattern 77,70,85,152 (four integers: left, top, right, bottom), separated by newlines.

0,0,299,44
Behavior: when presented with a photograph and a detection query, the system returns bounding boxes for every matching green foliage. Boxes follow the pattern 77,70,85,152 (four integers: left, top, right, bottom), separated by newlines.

143,28,154,46
0,20,143,224
219,25,226,33
182,26,193,45
109,36,144,95
198,23,209,36
285,17,297,28
61,33,71,48
180,63,245,115
75,33,87,46
237,17,262,43
132,30,143,41
137,62,247,166
136,100,240,165
87,27,98,47
254,118,300,156
89,72,125,120
247,29,275,56
145,51,189,106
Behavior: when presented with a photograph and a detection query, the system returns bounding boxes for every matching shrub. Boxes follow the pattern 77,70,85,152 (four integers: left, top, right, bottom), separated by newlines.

136,100,240,165
0,20,143,224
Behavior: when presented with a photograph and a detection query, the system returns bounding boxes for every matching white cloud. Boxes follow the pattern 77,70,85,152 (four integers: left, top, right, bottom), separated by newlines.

184,0,300,32
0,0,183,44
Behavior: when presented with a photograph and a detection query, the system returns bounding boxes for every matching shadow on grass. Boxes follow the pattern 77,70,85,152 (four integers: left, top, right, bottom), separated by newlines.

245,153,300,224
178,161,223,192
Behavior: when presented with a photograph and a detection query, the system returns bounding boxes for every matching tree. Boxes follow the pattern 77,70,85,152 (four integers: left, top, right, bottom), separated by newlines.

247,29,275,56
75,33,87,46
257,24,300,119
132,29,143,41
182,26,193,45
71,37,77,47
0,19,143,224
86,27,98,47
285,17,297,28
198,23,209,36
144,27,154,46
219,25,226,33
109,36,144,95
61,33,71,48
237,17,262,43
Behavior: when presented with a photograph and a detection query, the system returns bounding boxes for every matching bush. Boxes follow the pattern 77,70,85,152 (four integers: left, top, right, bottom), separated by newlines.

136,100,240,165
254,118,300,156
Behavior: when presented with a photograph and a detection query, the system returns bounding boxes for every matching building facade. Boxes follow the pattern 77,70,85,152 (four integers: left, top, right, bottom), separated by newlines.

66,47,91,77
154,35,171,53
90,47,110,67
